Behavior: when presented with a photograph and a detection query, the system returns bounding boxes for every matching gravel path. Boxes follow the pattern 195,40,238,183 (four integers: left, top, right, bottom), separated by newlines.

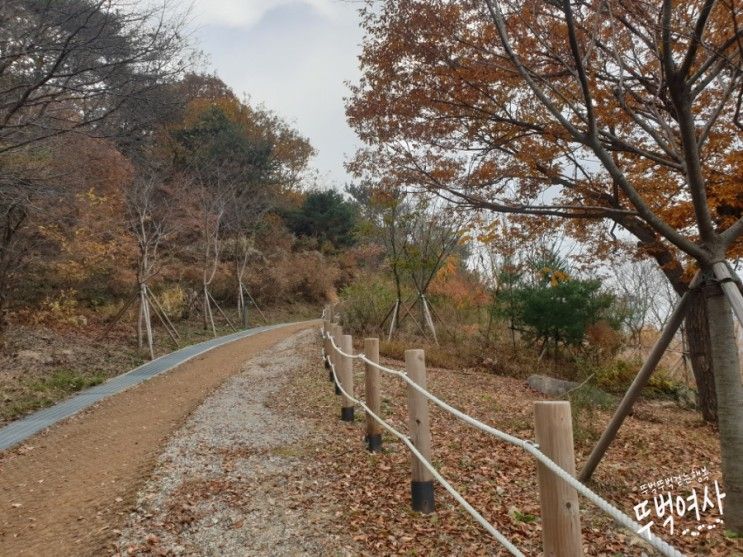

0,322,315,557
114,329,347,556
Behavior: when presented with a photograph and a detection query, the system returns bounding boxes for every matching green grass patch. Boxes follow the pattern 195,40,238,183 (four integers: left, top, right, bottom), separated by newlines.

30,369,106,395
0,370,106,423
510,508,538,524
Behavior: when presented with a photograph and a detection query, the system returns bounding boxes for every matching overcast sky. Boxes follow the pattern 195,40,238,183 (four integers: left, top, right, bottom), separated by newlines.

188,0,364,190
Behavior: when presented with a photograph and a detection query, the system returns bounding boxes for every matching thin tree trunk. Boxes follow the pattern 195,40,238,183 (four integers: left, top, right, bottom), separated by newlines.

422,295,438,344
705,282,743,533
392,268,402,335
644,241,718,422
686,291,718,423
137,295,144,349
238,281,248,328
202,285,210,331
537,337,548,362
203,285,217,337
140,285,154,360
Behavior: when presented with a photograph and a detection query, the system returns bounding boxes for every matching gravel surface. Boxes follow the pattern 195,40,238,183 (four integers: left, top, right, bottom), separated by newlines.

0,322,315,557
114,329,348,556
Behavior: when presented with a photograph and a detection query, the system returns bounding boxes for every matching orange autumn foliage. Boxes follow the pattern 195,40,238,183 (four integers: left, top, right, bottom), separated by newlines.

347,0,743,292
428,256,488,309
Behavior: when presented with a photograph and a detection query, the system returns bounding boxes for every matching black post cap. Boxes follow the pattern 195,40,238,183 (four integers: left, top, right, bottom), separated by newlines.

411,480,435,514
366,433,382,452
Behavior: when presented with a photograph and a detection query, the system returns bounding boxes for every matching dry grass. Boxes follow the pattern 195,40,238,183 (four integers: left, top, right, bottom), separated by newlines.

280,331,743,556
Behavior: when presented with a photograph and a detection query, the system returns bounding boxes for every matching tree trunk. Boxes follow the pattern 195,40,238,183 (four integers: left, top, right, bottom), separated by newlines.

705,282,743,533
680,324,691,382
685,291,718,423
204,284,217,337
392,268,402,334
202,285,209,331
0,294,8,336
630,228,718,422
140,284,154,360
238,282,248,328
137,298,144,349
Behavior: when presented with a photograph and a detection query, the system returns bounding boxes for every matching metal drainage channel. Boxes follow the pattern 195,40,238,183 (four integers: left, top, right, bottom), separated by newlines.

0,322,300,451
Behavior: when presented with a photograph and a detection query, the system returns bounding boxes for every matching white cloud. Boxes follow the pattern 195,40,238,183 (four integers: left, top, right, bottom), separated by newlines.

190,0,337,28
192,1,363,188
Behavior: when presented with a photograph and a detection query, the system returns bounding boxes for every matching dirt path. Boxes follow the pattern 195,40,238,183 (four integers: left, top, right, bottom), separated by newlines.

114,329,349,556
0,321,316,557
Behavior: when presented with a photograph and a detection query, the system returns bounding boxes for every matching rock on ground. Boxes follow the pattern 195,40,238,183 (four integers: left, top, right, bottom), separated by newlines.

526,374,579,397
113,329,348,556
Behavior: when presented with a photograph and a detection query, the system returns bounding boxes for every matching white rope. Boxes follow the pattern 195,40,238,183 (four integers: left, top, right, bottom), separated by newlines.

326,348,525,556
323,330,684,557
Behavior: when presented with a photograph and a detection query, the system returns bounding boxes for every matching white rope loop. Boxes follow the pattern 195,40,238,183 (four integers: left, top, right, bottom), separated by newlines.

322,329,684,557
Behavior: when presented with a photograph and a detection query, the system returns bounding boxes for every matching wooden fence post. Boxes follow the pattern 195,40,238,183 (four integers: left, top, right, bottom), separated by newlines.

534,401,583,557
332,325,342,394
405,349,434,513
323,318,331,372
340,334,355,421
364,338,382,451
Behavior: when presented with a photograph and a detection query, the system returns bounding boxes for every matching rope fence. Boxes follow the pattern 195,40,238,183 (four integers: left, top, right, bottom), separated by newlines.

319,309,685,557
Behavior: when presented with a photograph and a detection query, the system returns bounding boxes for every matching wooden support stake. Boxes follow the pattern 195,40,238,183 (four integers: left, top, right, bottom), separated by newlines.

387,300,398,340
421,295,439,345
364,338,382,451
203,286,216,336
379,301,396,332
237,282,248,328
534,401,583,557
146,287,181,340
340,334,354,421
97,292,137,341
208,291,238,332
146,291,179,348
405,349,434,513
579,284,695,482
398,300,428,336
242,284,268,322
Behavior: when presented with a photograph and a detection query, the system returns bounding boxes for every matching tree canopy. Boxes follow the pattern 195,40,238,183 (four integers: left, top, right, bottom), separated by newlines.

346,0,743,290
285,190,359,250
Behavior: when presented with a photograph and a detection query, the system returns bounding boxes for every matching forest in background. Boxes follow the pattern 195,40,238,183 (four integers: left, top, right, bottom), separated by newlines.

0,1,363,423
2,0,743,545
1,0,740,445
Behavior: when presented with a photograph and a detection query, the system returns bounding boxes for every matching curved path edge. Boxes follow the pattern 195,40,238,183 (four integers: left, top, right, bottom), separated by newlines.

0,321,311,451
